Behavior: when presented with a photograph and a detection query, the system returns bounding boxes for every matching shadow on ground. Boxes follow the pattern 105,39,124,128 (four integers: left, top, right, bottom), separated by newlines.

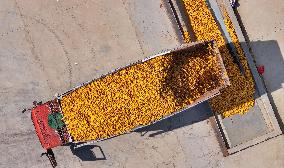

70,143,106,161
250,40,284,132
250,40,284,92
134,101,212,137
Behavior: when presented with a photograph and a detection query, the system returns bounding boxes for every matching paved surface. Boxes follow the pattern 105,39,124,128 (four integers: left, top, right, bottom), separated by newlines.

1,0,284,168
237,0,284,126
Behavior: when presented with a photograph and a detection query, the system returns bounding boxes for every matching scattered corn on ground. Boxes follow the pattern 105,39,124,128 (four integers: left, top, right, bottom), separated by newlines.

182,0,255,117
61,43,225,141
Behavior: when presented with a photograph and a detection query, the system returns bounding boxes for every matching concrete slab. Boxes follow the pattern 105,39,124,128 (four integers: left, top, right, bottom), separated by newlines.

0,0,188,167
122,0,182,55
1,0,284,168
224,135,284,168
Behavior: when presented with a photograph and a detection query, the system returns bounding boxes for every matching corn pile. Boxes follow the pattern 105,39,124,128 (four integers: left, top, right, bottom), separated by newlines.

221,10,255,116
182,0,255,117
183,31,191,43
60,43,225,141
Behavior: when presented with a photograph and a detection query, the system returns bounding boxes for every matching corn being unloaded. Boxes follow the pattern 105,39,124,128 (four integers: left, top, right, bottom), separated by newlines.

182,0,255,117
219,10,255,117
60,42,226,141
183,31,191,43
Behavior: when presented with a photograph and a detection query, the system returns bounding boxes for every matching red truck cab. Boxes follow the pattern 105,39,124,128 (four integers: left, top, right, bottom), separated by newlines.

31,99,66,149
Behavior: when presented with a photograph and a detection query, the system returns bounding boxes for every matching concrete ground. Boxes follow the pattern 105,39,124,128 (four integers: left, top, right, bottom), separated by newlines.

1,0,284,168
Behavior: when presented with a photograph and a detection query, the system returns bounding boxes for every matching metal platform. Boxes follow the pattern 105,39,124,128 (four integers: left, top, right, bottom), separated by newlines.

215,0,282,154
167,0,282,155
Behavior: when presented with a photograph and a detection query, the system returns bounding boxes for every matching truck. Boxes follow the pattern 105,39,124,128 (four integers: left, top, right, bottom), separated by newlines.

29,41,229,167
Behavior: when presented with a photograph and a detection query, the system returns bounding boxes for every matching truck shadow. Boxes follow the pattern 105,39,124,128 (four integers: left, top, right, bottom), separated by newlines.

69,143,106,161
135,101,212,137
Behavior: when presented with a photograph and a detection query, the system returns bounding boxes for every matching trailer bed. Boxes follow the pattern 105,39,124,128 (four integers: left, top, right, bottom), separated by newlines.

32,41,229,147
59,41,229,142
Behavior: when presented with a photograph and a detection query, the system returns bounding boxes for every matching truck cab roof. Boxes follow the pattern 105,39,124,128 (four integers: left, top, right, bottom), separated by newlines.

31,100,63,149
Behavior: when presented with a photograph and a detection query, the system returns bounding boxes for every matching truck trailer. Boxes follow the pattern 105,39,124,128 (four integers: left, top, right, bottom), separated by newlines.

30,41,229,166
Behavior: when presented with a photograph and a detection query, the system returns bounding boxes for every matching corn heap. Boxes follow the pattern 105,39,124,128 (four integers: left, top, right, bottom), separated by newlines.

182,0,255,117
60,43,225,141
183,31,191,43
